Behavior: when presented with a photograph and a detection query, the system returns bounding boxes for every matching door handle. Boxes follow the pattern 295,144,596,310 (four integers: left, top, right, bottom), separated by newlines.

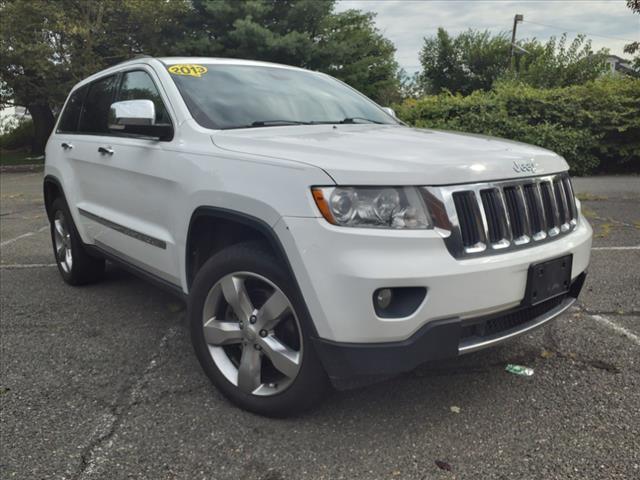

61,142,73,150
98,146,114,155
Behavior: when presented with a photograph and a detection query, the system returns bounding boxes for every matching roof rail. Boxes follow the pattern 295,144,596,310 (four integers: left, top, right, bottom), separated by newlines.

112,54,154,67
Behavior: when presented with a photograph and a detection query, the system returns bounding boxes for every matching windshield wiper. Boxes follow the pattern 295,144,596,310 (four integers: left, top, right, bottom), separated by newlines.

339,117,384,124
311,117,384,125
228,118,384,129
250,120,311,127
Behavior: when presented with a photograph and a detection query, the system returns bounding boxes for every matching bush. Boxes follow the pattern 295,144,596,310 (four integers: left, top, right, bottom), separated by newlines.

0,119,34,151
394,76,640,175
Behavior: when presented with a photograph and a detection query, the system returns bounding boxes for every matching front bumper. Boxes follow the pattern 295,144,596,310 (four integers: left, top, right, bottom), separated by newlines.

274,213,591,382
312,273,585,384
276,214,592,341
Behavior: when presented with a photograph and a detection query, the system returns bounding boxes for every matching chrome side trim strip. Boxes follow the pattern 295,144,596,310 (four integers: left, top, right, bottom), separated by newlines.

458,296,576,354
78,208,167,249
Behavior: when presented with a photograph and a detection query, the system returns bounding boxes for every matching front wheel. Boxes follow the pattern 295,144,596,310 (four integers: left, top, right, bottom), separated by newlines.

188,243,329,416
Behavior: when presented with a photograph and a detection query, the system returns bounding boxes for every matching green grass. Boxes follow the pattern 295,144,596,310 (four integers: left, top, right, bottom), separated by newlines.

0,150,44,166
576,192,608,201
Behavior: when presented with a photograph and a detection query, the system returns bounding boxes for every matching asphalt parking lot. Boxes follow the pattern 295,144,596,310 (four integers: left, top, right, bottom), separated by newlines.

1,171,638,480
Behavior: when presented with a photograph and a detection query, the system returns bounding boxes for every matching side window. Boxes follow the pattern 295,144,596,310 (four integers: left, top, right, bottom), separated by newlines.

57,86,87,133
117,71,171,125
78,75,118,134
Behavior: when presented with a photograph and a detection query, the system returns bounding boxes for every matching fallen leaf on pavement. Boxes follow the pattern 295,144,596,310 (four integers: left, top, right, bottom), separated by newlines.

435,460,452,471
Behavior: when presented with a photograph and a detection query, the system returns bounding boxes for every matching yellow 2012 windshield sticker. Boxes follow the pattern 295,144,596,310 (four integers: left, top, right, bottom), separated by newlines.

168,64,208,78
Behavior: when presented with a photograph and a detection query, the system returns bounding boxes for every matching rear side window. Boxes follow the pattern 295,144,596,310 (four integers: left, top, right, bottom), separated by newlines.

78,75,118,134
57,86,86,133
117,71,171,125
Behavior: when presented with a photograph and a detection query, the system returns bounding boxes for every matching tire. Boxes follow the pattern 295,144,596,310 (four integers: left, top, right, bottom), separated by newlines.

50,197,105,285
189,242,330,416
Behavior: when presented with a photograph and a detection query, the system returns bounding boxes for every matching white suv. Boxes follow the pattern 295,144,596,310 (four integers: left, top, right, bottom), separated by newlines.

44,57,592,416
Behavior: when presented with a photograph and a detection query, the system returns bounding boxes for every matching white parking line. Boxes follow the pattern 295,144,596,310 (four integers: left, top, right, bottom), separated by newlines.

592,246,640,251
0,263,56,269
0,225,48,247
590,314,640,347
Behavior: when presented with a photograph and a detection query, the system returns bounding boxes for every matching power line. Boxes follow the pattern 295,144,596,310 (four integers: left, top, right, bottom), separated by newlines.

523,19,637,43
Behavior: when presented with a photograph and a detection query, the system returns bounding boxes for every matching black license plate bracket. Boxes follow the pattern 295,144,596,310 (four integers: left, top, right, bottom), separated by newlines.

524,254,573,306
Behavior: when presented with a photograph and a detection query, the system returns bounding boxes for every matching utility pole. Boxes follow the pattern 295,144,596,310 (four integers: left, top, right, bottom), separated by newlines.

510,14,524,67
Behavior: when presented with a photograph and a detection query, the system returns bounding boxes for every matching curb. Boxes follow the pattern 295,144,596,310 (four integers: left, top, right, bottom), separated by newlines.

0,164,44,173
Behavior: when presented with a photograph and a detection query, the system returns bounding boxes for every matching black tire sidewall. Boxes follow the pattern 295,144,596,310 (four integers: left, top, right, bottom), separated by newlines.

49,197,104,285
188,243,329,417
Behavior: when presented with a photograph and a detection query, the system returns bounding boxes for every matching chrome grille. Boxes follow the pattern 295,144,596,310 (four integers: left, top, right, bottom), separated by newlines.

423,173,578,258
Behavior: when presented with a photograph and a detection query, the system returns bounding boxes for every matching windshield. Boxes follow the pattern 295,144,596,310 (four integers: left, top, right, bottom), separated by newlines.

167,64,398,130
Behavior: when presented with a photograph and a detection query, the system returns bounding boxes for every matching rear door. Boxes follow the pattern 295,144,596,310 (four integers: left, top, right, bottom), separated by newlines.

53,83,88,214
71,67,182,287
55,74,119,239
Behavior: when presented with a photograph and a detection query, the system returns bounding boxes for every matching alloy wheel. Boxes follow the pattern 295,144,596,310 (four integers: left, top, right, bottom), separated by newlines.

202,272,303,396
53,211,73,274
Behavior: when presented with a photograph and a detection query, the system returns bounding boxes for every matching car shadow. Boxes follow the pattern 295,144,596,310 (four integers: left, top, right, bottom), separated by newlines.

95,262,550,425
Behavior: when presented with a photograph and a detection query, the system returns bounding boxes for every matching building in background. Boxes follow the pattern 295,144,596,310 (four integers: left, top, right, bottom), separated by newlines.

604,55,636,76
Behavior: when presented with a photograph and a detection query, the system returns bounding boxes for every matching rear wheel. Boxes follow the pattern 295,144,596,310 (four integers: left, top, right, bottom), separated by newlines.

50,198,105,285
189,243,329,416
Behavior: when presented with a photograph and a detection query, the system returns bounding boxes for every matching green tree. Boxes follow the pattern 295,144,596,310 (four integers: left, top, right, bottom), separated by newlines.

1,0,400,154
418,28,609,95
509,34,609,88
397,69,424,100
312,9,400,104
0,0,189,154
418,28,510,94
1,0,67,154
174,0,333,64
173,0,400,104
624,0,639,71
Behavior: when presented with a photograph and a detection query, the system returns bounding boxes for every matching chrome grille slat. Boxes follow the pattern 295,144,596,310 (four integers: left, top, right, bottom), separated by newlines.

516,185,533,240
425,173,579,259
540,181,560,236
553,178,571,232
523,183,546,240
562,176,578,226
480,189,501,244
474,190,491,246
533,181,549,235
503,186,530,245
452,191,486,253
496,187,514,243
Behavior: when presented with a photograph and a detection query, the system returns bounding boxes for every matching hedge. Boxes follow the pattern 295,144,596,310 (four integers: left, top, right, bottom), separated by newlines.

0,119,34,151
394,77,640,175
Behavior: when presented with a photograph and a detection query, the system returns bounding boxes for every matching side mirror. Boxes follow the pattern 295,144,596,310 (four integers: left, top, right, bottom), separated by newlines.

110,99,155,127
382,107,396,118
109,100,172,140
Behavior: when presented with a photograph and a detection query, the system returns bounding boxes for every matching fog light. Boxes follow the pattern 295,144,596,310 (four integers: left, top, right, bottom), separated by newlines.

372,287,427,318
375,288,393,310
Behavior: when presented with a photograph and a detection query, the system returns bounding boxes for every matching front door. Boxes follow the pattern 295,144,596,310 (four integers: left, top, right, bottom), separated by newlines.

73,67,182,287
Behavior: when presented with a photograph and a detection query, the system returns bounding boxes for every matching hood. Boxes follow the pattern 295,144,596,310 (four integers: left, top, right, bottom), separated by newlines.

211,124,569,185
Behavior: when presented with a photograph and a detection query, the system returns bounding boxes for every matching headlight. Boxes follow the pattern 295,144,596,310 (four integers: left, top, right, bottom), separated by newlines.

311,186,432,229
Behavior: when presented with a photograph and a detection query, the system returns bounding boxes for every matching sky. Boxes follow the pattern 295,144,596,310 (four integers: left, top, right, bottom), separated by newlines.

335,0,640,73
